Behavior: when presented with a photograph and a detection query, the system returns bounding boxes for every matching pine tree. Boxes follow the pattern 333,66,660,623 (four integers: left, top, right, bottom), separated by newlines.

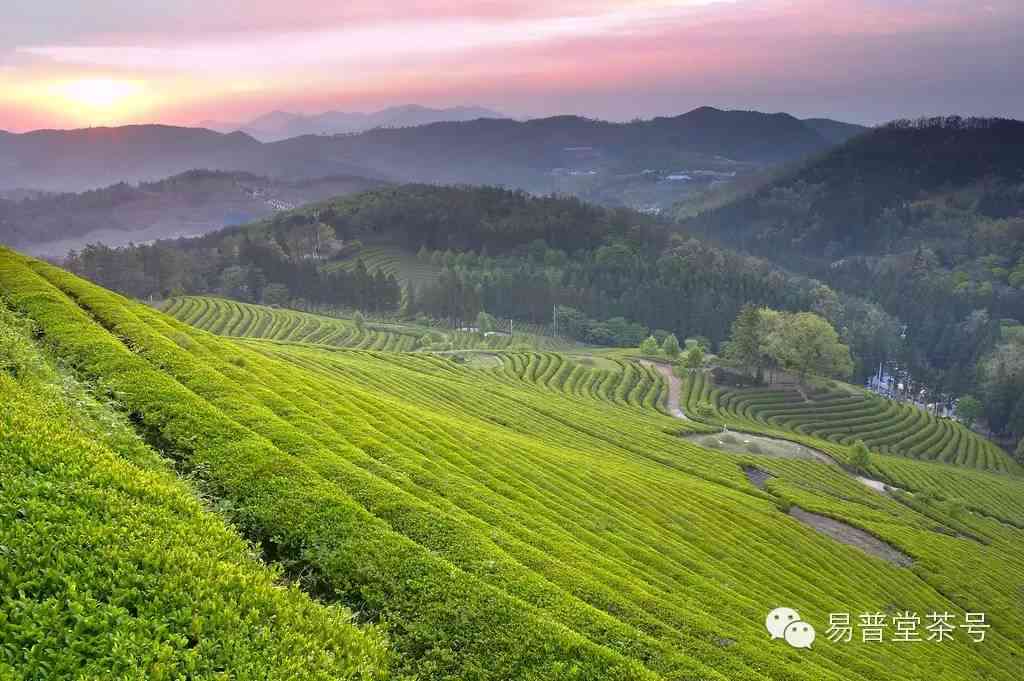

662,334,681,359
400,282,417,318
726,304,764,378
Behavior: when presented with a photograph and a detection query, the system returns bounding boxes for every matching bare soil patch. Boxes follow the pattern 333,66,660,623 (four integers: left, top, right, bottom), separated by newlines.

742,465,773,489
789,507,913,566
684,431,834,463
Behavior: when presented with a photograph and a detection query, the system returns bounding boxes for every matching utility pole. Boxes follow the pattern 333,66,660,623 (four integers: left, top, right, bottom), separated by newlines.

552,304,558,337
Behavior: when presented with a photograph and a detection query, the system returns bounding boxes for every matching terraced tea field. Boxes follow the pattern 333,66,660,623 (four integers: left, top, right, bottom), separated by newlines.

0,294,389,680
328,245,442,287
492,351,669,413
679,370,1016,473
161,296,575,351
3,246,1024,681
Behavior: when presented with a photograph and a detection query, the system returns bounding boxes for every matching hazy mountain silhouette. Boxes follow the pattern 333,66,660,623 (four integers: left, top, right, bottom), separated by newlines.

0,170,386,256
262,107,863,191
203,104,505,141
0,108,863,195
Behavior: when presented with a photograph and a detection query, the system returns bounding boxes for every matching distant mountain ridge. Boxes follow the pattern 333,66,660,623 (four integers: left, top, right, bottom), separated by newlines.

203,104,505,141
0,107,864,195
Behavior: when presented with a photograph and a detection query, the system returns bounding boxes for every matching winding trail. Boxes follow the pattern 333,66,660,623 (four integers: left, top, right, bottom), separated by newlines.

639,360,691,421
642,358,901,496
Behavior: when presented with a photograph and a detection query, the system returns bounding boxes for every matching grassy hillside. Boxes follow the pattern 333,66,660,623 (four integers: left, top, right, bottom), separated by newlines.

2,246,1024,679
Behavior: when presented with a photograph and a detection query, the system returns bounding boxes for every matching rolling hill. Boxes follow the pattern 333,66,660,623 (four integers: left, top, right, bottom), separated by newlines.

685,117,1024,423
1,245,1023,679
0,108,862,208
0,170,386,257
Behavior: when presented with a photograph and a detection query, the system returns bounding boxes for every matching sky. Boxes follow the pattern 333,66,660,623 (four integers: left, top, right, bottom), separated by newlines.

1,0,1022,132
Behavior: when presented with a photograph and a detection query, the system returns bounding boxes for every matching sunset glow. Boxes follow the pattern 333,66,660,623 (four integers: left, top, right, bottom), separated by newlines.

1,0,1022,131
51,78,146,114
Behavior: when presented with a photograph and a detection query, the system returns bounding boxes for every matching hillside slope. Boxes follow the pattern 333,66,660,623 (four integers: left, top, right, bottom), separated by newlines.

0,296,389,679
1,246,1023,679
1,109,856,202
685,117,1024,416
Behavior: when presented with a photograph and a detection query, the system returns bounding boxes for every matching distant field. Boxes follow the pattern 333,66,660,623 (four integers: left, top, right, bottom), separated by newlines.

679,370,1016,473
327,244,442,287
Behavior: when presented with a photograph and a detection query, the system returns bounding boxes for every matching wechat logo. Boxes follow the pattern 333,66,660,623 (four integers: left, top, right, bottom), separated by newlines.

766,607,816,649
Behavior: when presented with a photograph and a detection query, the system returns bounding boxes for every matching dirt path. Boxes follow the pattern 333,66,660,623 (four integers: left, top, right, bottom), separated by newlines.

640,358,901,498
639,360,690,420
639,359,914,565
789,507,913,566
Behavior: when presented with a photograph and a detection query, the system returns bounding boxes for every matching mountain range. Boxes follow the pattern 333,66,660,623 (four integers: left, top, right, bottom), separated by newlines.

201,104,505,141
0,107,866,196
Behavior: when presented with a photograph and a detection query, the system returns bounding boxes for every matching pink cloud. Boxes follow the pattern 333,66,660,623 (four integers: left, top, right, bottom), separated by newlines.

2,0,1022,129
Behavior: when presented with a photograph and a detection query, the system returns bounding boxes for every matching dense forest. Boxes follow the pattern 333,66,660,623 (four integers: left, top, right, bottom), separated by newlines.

412,238,898,374
686,117,1024,445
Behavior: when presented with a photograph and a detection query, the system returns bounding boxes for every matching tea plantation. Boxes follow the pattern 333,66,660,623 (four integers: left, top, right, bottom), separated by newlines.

678,371,1016,473
326,244,442,287
2,246,1023,680
162,295,575,351
492,351,669,413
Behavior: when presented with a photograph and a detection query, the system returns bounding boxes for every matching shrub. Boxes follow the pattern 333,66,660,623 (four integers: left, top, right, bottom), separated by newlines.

661,334,681,358
639,335,660,356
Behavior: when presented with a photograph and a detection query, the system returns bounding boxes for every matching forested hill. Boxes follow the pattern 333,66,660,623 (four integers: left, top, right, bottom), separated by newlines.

689,117,1024,262
65,184,901,379
683,117,1024,429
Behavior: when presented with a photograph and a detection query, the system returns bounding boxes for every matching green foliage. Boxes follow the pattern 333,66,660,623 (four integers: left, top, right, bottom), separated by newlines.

639,335,660,355
764,310,853,382
849,440,872,472
956,395,983,428
724,304,764,377
682,344,705,370
693,401,716,419
689,122,1024,403
262,282,290,306
160,296,570,353
661,333,681,358
0,298,390,681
